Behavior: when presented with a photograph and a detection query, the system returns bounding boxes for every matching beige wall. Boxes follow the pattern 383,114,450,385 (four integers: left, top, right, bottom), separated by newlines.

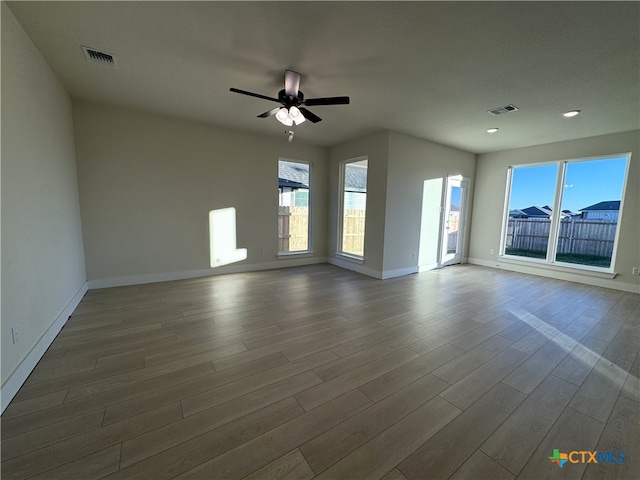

469,130,640,292
385,132,476,275
1,3,86,404
72,101,329,285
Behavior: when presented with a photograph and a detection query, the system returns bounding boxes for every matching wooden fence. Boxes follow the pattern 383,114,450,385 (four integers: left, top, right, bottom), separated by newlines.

278,206,309,252
342,209,366,256
506,218,617,257
278,207,367,255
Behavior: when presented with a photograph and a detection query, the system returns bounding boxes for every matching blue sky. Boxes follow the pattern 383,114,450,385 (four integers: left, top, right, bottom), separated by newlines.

509,157,628,213
450,185,462,208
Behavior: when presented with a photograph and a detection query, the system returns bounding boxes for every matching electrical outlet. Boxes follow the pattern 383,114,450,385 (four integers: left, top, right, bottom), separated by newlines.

262,249,267,256
489,249,495,255
411,252,416,260
632,267,640,276
11,325,19,344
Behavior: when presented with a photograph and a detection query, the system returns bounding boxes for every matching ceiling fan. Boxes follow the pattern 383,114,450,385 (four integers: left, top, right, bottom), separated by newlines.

229,70,350,126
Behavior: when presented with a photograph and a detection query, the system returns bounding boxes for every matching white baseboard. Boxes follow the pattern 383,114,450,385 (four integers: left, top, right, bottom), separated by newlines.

328,257,421,280
328,257,383,279
381,266,418,279
468,257,640,293
1,282,88,414
87,257,330,289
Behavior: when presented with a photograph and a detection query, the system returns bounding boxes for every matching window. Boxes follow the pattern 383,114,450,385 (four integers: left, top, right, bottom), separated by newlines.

504,164,559,260
278,159,311,254
339,157,368,258
502,154,630,271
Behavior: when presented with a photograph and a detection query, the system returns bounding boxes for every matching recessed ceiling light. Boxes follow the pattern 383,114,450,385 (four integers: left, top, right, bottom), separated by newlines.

486,127,499,134
562,110,581,118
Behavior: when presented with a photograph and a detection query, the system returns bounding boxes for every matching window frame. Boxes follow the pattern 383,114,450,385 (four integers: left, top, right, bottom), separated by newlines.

499,153,631,274
337,156,368,262
277,158,313,257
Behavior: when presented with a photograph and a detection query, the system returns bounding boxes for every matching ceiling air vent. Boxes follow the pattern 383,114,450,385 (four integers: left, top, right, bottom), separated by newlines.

82,46,118,68
488,104,519,116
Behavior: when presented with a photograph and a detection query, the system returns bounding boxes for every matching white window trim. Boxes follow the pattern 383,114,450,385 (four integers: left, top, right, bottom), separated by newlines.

337,156,368,260
278,158,313,256
499,152,631,275
277,251,316,260
335,252,365,264
498,255,617,280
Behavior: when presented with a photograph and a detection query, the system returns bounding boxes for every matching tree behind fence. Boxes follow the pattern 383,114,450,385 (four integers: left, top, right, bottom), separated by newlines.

506,218,617,257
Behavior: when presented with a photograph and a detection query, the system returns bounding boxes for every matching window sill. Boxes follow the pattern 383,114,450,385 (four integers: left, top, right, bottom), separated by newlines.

335,252,365,265
499,255,617,279
277,251,315,260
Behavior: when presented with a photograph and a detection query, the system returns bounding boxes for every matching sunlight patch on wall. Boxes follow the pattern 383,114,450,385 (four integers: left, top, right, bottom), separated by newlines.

209,207,247,268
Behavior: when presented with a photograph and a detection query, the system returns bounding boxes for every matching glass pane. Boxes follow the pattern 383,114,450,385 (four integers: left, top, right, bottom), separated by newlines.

446,185,462,255
505,164,558,259
278,161,310,253
555,157,627,268
341,159,368,256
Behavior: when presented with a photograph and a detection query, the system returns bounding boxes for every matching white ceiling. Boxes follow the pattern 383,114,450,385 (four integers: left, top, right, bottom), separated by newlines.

6,1,639,153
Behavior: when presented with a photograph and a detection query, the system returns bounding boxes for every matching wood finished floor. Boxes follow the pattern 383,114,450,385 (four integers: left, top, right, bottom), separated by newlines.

1,264,639,480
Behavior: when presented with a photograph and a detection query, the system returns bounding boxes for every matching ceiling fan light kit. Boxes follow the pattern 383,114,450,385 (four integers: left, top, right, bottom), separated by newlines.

276,105,306,126
230,70,350,129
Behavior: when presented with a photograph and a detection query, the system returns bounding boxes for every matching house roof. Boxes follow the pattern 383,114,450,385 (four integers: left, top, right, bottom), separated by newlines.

5,1,638,153
509,209,528,218
278,159,367,191
344,168,367,193
278,178,308,189
580,200,621,212
514,206,574,219
520,206,553,217
279,162,309,189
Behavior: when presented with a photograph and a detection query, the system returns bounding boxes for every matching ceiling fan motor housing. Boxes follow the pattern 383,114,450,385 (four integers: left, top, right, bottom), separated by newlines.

278,89,304,106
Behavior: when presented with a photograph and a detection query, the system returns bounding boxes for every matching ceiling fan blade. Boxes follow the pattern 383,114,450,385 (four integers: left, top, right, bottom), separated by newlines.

300,107,322,123
229,87,280,103
257,107,281,118
304,96,350,106
284,70,300,98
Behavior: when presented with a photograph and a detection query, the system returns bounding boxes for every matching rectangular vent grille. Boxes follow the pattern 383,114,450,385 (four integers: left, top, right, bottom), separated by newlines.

82,46,118,68
488,104,519,116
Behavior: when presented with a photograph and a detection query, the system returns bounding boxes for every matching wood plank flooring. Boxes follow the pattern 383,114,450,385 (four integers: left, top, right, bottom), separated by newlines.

2,264,639,479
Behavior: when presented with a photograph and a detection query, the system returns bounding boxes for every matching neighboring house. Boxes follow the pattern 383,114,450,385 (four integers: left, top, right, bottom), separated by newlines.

579,200,620,221
278,162,309,207
344,165,368,210
522,206,553,217
509,209,528,218
278,161,309,189
562,209,579,217
509,205,574,219
344,167,367,194
513,206,553,218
